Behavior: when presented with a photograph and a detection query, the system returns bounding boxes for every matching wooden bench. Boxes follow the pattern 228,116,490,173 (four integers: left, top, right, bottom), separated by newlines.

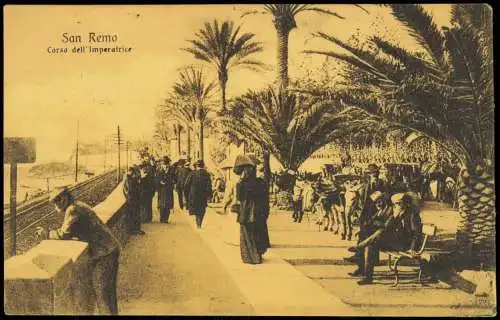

382,224,437,286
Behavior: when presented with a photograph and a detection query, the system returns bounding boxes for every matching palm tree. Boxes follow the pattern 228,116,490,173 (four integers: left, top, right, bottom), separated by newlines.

217,87,377,178
172,66,217,161
183,20,265,112
242,4,369,89
305,4,494,268
159,93,194,159
172,123,183,157
153,116,171,155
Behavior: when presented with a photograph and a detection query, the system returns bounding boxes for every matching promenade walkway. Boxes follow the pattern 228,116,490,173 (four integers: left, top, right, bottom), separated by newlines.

116,196,496,316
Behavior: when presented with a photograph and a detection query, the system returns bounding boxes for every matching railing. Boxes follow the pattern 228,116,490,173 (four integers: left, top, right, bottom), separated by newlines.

3,170,120,260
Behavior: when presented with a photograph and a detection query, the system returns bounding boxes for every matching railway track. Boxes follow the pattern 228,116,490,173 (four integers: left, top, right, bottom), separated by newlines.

4,170,120,260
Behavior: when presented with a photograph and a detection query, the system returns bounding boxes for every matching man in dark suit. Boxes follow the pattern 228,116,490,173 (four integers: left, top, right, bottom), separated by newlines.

349,193,423,285
365,164,388,195
345,164,388,262
173,156,191,212
123,165,145,235
184,159,212,229
347,191,389,277
139,164,154,223
157,156,175,223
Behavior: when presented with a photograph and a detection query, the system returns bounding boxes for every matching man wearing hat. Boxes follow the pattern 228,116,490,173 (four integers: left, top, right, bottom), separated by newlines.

343,163,388,260
47,187,121,314
123,165,145,235
173,155,192,212
365,164,387,195
139,163,155,223
347,191,390,277
348,192,423,285
183,159,212,228
157,156,175,223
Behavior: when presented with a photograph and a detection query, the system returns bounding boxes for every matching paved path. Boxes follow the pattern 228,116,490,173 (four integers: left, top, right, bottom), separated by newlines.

265,204,496,316
193,205,360,316
115,195,495,316
117,204,253,315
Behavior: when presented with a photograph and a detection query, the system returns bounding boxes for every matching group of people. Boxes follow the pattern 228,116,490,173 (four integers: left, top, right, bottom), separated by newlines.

123,151,270,266
35,145,436,316
289,156,426,285
123,154,213,230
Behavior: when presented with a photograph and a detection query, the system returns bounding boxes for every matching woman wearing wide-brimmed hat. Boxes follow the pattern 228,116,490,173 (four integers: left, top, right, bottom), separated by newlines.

233,155,270,264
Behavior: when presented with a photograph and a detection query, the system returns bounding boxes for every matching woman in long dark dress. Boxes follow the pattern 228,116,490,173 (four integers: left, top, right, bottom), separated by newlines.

234,157,270,264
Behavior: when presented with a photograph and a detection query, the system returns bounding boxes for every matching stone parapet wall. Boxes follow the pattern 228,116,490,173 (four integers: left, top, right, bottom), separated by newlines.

4,181,130,315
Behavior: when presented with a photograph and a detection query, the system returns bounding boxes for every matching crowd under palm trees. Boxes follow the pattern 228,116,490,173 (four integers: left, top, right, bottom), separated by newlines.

154,4,494,269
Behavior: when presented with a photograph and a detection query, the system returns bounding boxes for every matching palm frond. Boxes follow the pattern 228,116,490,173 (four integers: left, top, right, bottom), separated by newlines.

310,32,405,82
298,7,345,20
389,4,449,73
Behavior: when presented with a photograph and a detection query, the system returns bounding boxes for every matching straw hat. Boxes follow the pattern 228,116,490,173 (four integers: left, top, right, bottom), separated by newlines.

391,193,406,204
369,191,385,202
233,154,256,168
233,155,255,175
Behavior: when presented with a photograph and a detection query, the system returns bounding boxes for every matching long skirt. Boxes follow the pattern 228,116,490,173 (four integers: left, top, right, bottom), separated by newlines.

240,223,262,264
255,220,270,255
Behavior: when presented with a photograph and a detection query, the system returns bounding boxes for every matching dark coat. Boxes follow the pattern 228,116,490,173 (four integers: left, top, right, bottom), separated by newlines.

139,173,154,199
175,166,192,192
157,166,175,210
123,174,140,205
378,206,422,251
184,168,212,216
236,176,271,254
52,201,120,260
236,176,269,224
365,177,388,195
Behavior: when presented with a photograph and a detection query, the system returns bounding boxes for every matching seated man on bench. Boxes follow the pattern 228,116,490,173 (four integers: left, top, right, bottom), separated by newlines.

348,192,423,285
347,190,391,277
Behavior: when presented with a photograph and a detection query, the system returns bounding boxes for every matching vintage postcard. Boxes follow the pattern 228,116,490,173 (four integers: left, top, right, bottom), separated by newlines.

3,4,496,316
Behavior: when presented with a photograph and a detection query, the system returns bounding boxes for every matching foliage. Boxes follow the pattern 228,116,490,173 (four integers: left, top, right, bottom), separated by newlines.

183,20,266,111
216,86,383,171
304,4,494,169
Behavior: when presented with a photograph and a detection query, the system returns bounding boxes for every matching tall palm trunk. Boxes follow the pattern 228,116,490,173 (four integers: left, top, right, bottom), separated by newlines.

199,120,204,161
187,126,191,160
456,164,495,268
263,150,271,189
276,26,291,89
219,71,228,112
176,124,182,156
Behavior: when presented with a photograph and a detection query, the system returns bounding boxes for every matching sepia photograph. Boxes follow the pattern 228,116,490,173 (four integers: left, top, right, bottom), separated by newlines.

3,3,496,316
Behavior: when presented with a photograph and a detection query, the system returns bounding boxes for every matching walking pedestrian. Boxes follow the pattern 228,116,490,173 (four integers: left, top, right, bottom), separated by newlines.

173,155,191,213
47,187,121,315
139,165,154,223
157,156,175,223
123,166,145,235
234,155,270,264
292,172,305,223
184,159,212,228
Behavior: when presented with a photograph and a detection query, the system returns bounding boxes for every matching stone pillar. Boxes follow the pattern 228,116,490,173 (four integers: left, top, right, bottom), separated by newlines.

4,240,93,315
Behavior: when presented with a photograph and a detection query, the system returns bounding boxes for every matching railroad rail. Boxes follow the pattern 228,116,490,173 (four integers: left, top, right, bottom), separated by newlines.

3,170,120,259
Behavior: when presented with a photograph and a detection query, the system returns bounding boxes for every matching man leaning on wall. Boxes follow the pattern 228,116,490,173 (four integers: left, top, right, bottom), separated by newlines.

38,187,122,315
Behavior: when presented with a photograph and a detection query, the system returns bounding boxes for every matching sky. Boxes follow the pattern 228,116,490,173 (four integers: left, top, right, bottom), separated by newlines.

4,4,452,163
